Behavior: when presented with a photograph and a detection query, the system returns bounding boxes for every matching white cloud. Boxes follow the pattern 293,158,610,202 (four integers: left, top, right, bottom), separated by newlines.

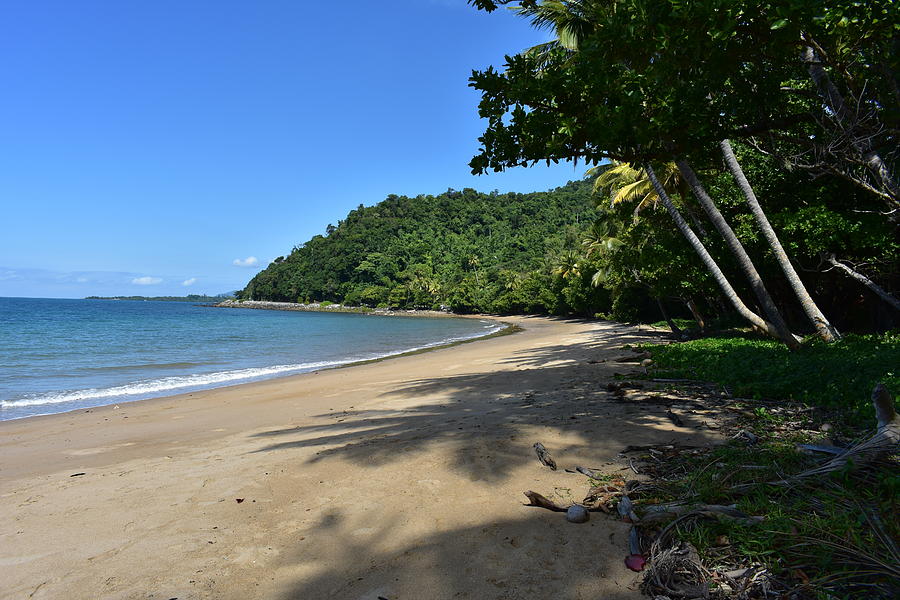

132,276,163,285
233,256,259,267
76,277,89,283
182,277,197,286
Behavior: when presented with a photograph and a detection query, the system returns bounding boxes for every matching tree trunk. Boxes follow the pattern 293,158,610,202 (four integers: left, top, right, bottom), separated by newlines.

720,139,840,342
675,160,800,349
655,297,683,336
644,164,786,341
685,297,706,332
825,255,900,312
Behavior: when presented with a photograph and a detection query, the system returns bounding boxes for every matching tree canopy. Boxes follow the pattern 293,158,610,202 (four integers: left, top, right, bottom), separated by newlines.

468,0,898,212
238,181,609,316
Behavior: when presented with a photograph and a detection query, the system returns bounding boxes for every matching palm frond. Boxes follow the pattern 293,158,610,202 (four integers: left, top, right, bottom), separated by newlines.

611,179,653,206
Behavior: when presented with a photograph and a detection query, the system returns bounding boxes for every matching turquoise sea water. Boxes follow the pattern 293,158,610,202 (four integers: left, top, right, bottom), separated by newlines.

0,298,501,421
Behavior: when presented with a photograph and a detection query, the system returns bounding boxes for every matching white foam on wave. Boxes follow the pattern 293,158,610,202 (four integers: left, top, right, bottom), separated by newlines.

1,360,345,408
1,320,506,411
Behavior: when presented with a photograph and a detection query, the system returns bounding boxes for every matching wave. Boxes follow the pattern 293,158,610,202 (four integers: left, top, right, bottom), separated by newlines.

0,320,505,410
1,360,346,408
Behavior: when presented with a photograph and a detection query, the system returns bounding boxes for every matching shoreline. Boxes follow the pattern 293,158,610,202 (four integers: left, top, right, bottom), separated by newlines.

0,316,712,599
215,298,461,317
2,308,513,425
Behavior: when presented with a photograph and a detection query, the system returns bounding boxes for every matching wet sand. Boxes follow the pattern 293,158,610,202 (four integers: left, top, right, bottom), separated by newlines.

0,316,717,599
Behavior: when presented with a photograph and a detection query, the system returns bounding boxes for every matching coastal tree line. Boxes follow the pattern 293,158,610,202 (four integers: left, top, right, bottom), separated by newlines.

238,182,609,316
240,0,897,338
464,0,898,342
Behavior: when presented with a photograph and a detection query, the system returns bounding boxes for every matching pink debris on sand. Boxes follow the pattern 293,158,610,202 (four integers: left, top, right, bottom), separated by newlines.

625,554,646,572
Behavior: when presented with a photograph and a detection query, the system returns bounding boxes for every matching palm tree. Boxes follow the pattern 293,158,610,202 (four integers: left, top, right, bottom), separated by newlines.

643,164,792,342
675,159,800,348
720,139,840,341
581,216,623,287
588,161,707,233
553,250,582,280
589,160,791,341
513,1,801,347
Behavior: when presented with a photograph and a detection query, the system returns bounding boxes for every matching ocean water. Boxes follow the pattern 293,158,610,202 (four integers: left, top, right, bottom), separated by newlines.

0,298,502,421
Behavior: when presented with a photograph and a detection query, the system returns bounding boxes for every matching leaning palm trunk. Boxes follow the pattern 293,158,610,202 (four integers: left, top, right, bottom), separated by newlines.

720,139,840,342
675,160,800,349
645,164,786,340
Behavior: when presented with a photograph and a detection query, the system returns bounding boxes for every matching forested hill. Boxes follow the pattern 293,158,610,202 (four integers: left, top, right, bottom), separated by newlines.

238,180,608,315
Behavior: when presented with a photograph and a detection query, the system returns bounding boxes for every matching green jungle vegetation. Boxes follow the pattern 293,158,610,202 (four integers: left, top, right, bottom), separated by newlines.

239,2,899,595
238,181,610,316
239,145,897,337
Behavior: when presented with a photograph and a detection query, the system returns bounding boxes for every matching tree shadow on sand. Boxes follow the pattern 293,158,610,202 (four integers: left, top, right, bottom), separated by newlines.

248,322,707,485
245,321,718,598
276,505,643,600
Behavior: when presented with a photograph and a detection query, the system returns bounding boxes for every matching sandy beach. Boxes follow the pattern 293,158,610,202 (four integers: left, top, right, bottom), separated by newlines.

1,316,719,600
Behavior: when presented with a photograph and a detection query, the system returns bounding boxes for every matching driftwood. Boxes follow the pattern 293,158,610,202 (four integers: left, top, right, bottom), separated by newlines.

665,409,685,427
533,442,557,470
734,384,899,491
621,443,701,454
527,478,629,514
523,491,567,512
582,480,626,512
617,495,639,522
638,503,764,526
614,351,652,363
874,383,900,439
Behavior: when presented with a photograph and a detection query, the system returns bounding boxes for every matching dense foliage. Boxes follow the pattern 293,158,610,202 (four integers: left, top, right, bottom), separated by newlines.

238,182,609,316
464,0,898,337
240,0,898,334
589,142,899,333
238,141,896,330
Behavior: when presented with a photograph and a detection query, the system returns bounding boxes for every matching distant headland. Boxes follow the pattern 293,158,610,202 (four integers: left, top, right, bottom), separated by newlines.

85,294,235,302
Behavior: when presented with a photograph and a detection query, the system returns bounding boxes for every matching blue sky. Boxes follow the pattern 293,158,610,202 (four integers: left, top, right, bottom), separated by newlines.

0,0,582,298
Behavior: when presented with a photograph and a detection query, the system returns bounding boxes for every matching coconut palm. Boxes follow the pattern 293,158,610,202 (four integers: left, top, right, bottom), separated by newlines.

643,164,794,342
720,139,840,341
588,161,706,231
581,217,623,287
553,250,582,280
512,1,802,347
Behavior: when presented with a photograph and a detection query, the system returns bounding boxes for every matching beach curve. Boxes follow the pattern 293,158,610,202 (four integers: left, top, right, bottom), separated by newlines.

0,316,719,600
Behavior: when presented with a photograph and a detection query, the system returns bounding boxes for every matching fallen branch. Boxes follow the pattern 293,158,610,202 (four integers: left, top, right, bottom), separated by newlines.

614,351,651,363
523,490,567,512
741,384,899,491
666,409,685,427
638,503,765,526
824,255,900,312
